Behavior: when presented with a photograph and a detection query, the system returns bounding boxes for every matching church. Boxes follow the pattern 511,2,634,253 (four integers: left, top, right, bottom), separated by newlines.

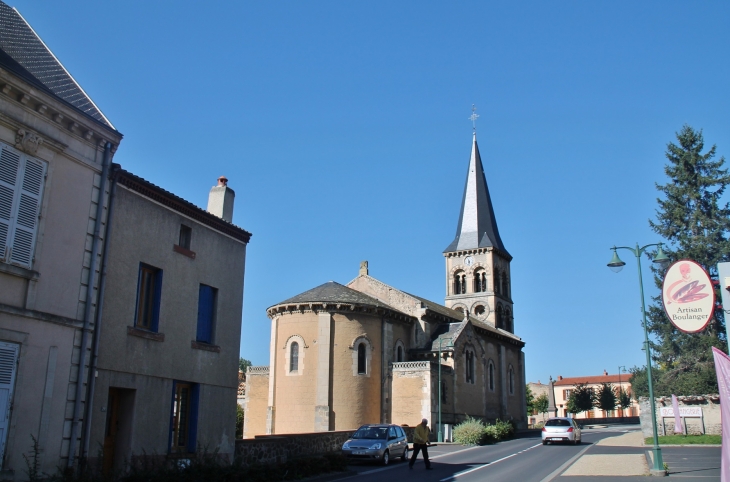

243,132,526,438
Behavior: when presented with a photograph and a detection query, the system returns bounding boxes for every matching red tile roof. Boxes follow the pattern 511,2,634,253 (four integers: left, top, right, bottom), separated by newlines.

554,374,629,386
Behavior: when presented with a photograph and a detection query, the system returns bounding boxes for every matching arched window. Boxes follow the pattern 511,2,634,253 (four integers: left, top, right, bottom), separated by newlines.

357,343,367,374
290,342,299,372
465,351,471,383
505,308,513,333
494,268,501,295
502,272,508,297
488,361,495,391
396,346,403,362
474,269,487,293
496,305,504,330
454,306,464,314
509,366,515,395
454,271,466,295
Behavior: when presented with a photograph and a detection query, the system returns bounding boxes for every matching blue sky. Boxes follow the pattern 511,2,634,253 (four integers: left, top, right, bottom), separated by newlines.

11,1,730,383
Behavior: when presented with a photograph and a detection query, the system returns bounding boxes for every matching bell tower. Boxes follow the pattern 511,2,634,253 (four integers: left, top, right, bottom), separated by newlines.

443,119,514,333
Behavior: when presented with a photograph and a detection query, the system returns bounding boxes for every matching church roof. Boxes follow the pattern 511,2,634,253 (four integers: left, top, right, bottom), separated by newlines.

271,281,407,313
0,2,116,131
444,133,508,257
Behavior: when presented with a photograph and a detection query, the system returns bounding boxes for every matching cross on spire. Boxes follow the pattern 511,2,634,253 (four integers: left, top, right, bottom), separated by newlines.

469,104,479,132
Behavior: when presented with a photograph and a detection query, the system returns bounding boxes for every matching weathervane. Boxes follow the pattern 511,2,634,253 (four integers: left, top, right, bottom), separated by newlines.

469,104,479,132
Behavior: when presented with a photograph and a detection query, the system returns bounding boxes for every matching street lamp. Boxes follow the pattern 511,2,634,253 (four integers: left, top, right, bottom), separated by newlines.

607,243,670,476
437,337,454,443
618,365,626,417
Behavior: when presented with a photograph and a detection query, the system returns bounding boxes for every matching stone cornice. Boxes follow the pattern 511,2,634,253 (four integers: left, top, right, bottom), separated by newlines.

266,302,415,322
0,68,121,150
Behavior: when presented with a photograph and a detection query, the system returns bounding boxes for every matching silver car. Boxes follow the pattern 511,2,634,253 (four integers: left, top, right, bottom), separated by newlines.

342,424,409,465
542,417,582,445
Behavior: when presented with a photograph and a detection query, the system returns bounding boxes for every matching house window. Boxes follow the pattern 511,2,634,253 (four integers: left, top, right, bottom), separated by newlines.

488,361,495,391
563,389,572,400
290,342,299,372
179,225,192,250
135,264,162,331
169,382,199,453
357,343,366,374
396,345,403,362
0,143,47,269
196,284,217,344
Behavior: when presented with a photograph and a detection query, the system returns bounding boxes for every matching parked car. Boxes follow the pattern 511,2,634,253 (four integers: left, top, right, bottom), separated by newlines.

542,417,581,445
342,424,409,465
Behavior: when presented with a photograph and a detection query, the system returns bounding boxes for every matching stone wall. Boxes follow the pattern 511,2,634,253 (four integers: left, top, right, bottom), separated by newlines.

234,426,421,466
639,395,721,437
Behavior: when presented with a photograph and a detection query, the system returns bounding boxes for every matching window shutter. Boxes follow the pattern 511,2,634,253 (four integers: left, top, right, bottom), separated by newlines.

0,145,21,262
9,156,45,268
0,341,19,464
196,285,214,343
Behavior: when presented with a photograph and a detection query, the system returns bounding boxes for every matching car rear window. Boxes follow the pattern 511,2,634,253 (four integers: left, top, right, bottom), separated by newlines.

352,426,389,439
545,419,571,427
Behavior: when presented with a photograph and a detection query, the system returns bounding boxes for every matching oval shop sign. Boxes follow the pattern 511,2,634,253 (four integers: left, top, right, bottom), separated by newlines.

662,259,715,333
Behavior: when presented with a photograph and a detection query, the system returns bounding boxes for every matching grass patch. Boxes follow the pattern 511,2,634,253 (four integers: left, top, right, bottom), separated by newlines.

645,434,721,445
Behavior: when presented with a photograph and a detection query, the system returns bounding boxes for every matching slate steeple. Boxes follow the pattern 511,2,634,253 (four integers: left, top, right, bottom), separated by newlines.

443,133,509,257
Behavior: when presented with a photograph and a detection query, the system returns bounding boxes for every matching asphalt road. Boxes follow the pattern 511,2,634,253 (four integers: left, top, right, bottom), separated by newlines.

345,426,649,482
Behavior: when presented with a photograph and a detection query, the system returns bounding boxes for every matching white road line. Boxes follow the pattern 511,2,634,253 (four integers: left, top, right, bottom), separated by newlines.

439,443,542,481
356,444,484,476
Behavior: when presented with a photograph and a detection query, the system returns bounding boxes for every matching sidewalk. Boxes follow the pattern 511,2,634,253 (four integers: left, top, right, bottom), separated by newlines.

550,431,722,481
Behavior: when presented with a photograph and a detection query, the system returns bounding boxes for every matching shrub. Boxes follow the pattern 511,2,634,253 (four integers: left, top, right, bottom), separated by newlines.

453,416,486,445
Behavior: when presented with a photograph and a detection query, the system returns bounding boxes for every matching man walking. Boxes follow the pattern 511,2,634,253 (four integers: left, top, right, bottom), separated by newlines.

409,418,433,470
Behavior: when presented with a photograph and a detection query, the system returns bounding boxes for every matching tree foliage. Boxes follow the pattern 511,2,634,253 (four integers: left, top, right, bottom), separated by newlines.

239,357,252,373
525,385,535,413
535,393,549,416
645,125,730,395
595,383,617,412
567,383,595,414
618,389,632,410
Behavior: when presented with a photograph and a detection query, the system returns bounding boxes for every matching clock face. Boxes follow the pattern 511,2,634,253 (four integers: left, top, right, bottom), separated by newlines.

464,256,474,267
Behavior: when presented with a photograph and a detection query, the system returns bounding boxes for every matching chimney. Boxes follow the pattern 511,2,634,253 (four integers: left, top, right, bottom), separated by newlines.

207,176,235,223
557,375,563,381
359,260,369,276
603,369,608,376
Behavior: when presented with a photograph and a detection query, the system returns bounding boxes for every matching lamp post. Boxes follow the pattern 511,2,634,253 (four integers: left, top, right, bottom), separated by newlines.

437,337,453,443
618,365,626,417
607,242,669,476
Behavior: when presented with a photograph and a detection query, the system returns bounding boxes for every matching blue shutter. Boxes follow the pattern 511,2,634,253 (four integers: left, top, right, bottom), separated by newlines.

196,285,214,343
187,383,200,453
151,269,163,332
167,380,176,453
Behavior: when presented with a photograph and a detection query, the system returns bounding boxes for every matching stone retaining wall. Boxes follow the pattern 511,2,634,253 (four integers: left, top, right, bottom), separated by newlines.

639,395,721,437
235,426,420,466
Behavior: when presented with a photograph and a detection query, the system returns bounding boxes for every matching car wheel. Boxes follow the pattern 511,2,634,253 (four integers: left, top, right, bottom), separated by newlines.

382,450,389,466
401,446,409,461
542,440,547,445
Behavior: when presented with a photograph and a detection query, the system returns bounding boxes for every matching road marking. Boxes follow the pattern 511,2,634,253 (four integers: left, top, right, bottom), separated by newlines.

356,445,484,476
439,443,542,481
538,443,593,482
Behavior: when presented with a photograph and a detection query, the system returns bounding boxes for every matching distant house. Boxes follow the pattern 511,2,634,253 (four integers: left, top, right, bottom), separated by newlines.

553,371,640,419
526,381,550,424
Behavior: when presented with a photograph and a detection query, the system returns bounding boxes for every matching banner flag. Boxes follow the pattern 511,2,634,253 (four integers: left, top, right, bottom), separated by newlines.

711,347,730,482
671,394,683,434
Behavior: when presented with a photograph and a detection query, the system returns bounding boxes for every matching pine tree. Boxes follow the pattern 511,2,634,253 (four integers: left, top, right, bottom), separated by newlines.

644,124,730,395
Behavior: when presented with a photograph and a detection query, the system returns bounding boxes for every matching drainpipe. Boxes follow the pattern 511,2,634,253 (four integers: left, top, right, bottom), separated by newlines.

381,315,386,424
80,162,118,462
66,142,112,471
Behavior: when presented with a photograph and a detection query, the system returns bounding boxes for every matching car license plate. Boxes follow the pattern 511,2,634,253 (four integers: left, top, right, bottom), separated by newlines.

353,451,366,455
549,438,562,441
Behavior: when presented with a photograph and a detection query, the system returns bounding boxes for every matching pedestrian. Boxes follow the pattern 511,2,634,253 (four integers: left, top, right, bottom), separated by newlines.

409,418,433,470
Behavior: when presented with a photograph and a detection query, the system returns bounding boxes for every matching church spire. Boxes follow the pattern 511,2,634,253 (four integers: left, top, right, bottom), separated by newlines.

443,130,509,257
